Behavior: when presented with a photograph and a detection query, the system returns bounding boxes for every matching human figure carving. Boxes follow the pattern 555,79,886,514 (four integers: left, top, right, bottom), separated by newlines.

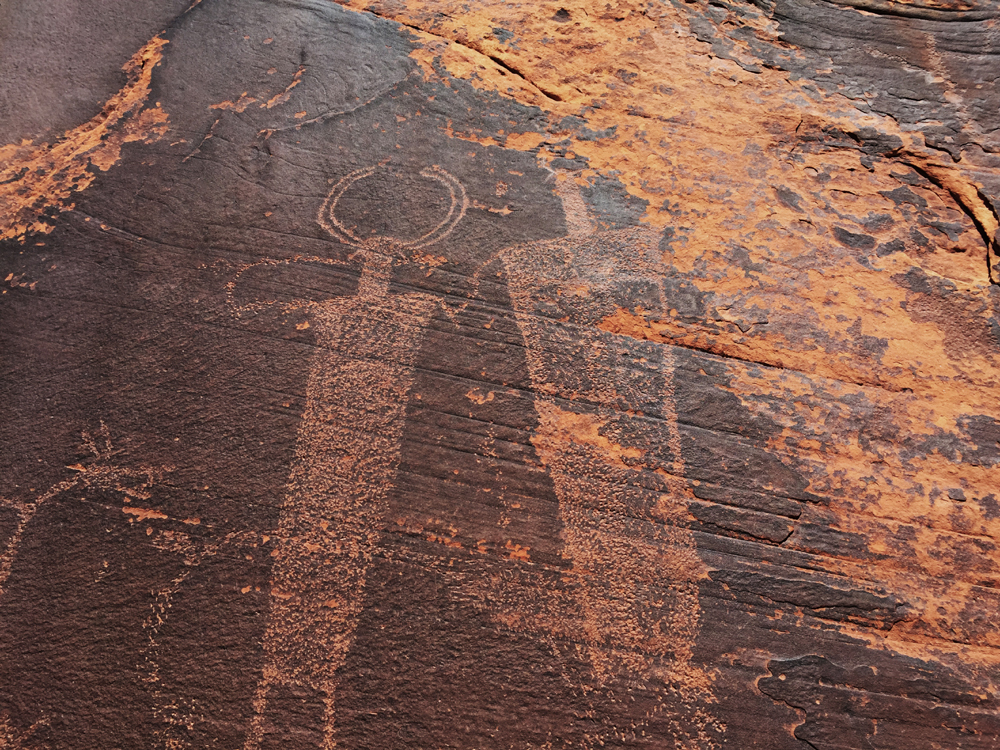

237,166,717,748
483,174,719,745
238,165,466,750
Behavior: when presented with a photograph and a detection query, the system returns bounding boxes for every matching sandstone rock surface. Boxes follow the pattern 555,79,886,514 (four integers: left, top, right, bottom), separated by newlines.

3,1,1000,748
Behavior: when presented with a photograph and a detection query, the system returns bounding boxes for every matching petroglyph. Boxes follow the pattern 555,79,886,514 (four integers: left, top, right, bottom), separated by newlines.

237,165,465,750
142,567,201,750
142,528,297,749
0,712,48,750
141,530,248,750
231,166,717,747
0,422,159,599
0,426,196,748
482,174,721,746
0,423,235,749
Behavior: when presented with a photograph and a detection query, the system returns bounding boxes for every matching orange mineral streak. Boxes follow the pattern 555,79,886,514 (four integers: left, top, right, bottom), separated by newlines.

210,65,307,113
331,0,1000,398
334,0,993,247
700,342,1000,673
0,36,170,242
604,303,1000,659
533,401,644,468
123,507,170,522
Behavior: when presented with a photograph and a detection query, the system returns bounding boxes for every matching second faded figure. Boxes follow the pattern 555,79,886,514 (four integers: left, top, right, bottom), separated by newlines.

486,174,719,747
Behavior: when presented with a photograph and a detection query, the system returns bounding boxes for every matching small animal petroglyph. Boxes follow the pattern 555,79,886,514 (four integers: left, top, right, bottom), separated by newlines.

0,422,161,599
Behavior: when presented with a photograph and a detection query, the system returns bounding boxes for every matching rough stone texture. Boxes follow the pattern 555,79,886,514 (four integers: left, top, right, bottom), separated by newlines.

2,1,1000,748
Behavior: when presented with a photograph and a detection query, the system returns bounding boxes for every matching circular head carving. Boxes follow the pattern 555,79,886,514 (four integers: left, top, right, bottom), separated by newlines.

317,164,467,250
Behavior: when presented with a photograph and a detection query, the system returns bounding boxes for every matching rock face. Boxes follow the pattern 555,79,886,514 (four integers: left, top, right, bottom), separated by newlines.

2,1,1000,747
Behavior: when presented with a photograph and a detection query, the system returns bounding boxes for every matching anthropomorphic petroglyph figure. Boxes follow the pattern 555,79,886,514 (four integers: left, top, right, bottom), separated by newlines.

236,165,466,750
236,165,717,748
483,174,720,746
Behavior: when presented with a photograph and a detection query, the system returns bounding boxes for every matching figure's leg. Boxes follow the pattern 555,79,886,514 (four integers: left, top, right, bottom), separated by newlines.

245,293,437,749
243,679,270,750
320,693,337,750
515,316,702,660
511,311,718,745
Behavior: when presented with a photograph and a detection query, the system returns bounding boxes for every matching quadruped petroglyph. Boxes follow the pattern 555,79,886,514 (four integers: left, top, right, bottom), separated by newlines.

234,166,718,748
0,422,160,600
